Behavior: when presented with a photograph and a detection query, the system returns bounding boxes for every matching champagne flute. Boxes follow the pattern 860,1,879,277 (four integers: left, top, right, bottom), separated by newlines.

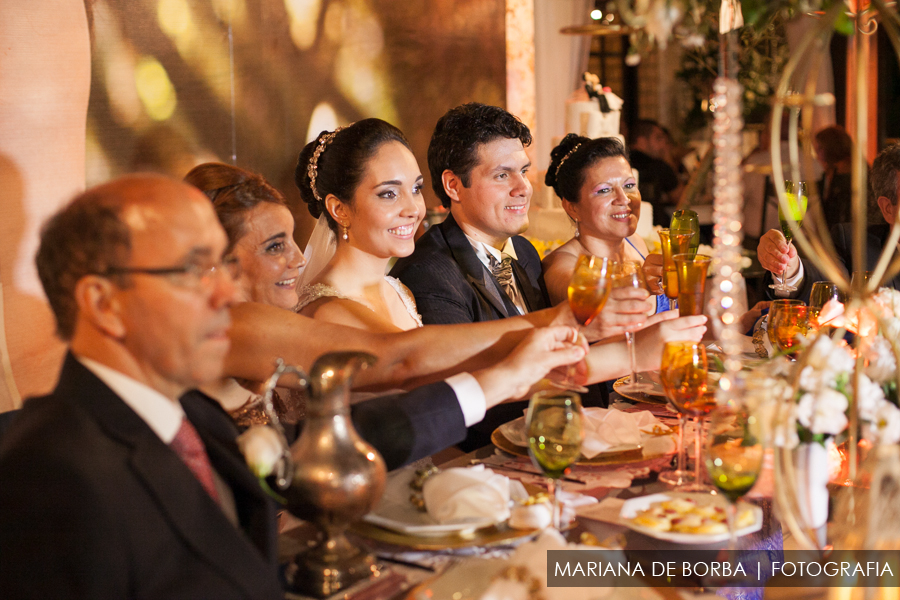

770,304,808,357
558,255,610,392
808,281,840,329
658,341,711,489
770,180,808,293
526,390,585,530
705,403,764,550
611,260,653,394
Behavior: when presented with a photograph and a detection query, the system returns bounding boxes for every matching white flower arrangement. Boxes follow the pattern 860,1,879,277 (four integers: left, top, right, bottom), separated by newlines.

765,288,900,447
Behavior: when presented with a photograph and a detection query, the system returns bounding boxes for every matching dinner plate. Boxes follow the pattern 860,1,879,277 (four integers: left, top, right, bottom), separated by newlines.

618,492,763,545
362,468,500,537
491,415,674,466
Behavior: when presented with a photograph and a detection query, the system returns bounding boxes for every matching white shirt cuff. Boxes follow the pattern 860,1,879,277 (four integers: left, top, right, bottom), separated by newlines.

774,261,805,297
445,372,486,427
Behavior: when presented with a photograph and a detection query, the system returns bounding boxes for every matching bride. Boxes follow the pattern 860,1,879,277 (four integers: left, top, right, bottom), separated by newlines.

295,119,425,332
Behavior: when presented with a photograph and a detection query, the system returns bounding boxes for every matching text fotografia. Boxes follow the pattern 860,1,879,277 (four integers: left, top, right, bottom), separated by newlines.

546,550,900,588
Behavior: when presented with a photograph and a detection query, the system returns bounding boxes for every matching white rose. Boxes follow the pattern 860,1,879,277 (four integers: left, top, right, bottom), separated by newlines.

237,425,285,478
883,317,900,343
798,365,834,393
855,374,887,422
827,343,855,374
795,389,849,436
869,400,900,445
804,335,836,370
864,336,897,384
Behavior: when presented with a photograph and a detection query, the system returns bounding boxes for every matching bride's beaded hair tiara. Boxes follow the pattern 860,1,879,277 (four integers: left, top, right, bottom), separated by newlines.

306,124,350,204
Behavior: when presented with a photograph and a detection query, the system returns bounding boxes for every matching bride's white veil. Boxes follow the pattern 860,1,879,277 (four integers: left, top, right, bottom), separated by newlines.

298,214,336,287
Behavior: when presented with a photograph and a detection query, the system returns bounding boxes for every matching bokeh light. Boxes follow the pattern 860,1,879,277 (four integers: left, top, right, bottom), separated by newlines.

135,56,178,121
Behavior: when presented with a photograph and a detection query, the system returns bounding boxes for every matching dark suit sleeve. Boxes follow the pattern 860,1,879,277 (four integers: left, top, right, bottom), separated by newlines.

350,381,467,470
0,437,129,598
393,261,475,325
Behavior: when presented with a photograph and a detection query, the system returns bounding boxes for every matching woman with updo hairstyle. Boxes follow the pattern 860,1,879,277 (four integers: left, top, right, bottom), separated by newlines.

185,162,307,426
542,134,668,314
294,118,426,333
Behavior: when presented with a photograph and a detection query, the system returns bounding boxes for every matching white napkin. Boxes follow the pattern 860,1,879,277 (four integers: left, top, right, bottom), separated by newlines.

423,465,514,524
580,407,669,458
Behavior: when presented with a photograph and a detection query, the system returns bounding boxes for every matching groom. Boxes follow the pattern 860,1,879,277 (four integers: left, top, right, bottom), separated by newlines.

391,103,552,449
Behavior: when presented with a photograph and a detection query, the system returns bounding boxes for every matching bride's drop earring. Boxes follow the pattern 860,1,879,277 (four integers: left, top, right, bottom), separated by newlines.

574,221,580,238
341,224,349,241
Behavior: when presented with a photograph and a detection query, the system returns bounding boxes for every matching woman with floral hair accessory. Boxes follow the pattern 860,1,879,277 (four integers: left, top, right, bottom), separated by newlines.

294,118,426,332
542,134,667,314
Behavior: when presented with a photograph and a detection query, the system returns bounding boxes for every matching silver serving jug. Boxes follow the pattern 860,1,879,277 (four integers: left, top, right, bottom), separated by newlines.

280,351,387,597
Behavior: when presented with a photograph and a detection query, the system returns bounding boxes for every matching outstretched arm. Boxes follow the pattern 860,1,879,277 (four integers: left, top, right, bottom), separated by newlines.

226,301,571,390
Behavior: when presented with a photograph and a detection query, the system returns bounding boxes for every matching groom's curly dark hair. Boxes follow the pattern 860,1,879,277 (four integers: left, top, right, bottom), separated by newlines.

427,103,532,209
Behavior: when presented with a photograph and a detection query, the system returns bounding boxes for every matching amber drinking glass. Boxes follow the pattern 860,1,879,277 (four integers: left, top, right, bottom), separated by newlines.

771,304,808,356
808,281,840,329
658,228,694,302
659,341,710,489
611,260,652,394
558,255,610,392
673,254,712,317
766,299,804,347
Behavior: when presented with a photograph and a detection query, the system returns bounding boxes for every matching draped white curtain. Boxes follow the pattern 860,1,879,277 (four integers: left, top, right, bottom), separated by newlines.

533,0,594,172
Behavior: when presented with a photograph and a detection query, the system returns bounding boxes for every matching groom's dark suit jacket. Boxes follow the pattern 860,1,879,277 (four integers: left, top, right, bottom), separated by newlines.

390,213,552,450
0,355,284,600
766,222,900,302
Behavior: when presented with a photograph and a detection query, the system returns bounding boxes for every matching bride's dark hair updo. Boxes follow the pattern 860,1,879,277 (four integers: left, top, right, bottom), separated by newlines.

296,118,411,233
545,134,630,204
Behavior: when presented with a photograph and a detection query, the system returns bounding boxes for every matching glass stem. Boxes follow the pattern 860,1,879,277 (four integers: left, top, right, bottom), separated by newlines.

693,416,703,484
677,414,687,474
727,501,738,551
626,331,638,385
548,477,561,530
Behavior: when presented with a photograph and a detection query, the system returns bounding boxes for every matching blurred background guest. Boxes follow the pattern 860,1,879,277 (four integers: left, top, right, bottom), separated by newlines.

628,119,683,226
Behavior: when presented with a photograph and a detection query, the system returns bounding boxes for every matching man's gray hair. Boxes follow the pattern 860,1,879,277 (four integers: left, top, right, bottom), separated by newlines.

870,143,900,206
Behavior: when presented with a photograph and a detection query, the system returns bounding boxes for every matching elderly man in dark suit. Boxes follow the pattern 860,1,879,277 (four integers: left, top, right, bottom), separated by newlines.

0,175,284,599
391,103,551,449
757,143,900,301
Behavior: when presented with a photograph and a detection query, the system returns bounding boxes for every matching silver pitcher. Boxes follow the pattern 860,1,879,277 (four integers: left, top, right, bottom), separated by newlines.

273,351,386,598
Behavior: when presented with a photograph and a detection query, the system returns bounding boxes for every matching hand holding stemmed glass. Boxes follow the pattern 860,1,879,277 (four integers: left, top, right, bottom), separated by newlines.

659,341,716,491
770,180,808,293
555,255,610,392
611,260,653,394
526,390,585,530
705,402,763,550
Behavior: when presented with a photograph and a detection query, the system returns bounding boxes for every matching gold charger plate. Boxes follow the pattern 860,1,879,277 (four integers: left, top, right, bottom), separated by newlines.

490,427,647,466
612,375,668,405
350,520,537,551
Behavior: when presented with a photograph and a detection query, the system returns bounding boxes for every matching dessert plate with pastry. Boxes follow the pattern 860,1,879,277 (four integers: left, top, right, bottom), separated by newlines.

619,493,762,544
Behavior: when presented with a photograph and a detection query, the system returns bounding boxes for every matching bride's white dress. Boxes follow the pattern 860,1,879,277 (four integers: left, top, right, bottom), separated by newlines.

295,276,423,328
